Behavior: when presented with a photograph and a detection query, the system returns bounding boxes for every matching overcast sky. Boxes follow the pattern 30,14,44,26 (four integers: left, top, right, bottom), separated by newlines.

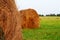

15,0,60,15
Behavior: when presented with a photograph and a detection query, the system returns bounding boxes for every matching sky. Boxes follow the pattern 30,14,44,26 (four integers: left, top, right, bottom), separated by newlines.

15,0,60,15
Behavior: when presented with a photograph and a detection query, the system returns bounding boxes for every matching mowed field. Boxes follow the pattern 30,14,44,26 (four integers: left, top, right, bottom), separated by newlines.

22,16,60,40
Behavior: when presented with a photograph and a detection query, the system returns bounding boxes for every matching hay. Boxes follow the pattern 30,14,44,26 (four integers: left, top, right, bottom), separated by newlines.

20,9,39,29
0,0,22,40
0,27,4,40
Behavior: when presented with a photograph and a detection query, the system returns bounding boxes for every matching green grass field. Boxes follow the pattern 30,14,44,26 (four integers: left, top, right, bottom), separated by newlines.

22,16,60,40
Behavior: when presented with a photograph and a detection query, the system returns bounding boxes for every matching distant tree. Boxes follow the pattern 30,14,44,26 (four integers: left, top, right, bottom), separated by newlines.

46,14,50,16
50,14,56,16
39,14,44,16
46,14,56,16
57,14,60,16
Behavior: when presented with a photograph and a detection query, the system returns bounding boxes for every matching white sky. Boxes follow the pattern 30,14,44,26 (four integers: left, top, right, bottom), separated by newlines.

15,0,60,15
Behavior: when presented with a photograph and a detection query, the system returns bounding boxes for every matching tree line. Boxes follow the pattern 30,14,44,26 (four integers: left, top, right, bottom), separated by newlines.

39,14,60,16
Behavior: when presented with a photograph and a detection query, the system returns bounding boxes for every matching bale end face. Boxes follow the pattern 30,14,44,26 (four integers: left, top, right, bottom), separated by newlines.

20,9,40,29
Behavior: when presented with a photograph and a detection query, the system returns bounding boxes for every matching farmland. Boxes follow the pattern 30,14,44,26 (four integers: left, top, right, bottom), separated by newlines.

22,16,60,40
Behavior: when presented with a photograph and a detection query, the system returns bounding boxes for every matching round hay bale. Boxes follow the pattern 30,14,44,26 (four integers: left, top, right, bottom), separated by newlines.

0,0,22,40
0,27,4,40
20,9,40,29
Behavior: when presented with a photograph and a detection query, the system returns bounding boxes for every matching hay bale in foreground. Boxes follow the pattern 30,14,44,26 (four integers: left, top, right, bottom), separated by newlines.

20,9,39,29
0,0,22,40
0,27,4,40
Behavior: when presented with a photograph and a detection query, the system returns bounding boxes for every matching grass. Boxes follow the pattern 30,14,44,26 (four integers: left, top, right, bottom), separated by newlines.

22,16,60,40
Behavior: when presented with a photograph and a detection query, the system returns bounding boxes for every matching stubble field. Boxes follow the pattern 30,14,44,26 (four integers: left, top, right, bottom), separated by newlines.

22,16,60,40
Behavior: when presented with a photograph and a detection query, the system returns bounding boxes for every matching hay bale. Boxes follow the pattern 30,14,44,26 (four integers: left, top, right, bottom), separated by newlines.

0,0,22,40
0,27,4,40
20,9,39,29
